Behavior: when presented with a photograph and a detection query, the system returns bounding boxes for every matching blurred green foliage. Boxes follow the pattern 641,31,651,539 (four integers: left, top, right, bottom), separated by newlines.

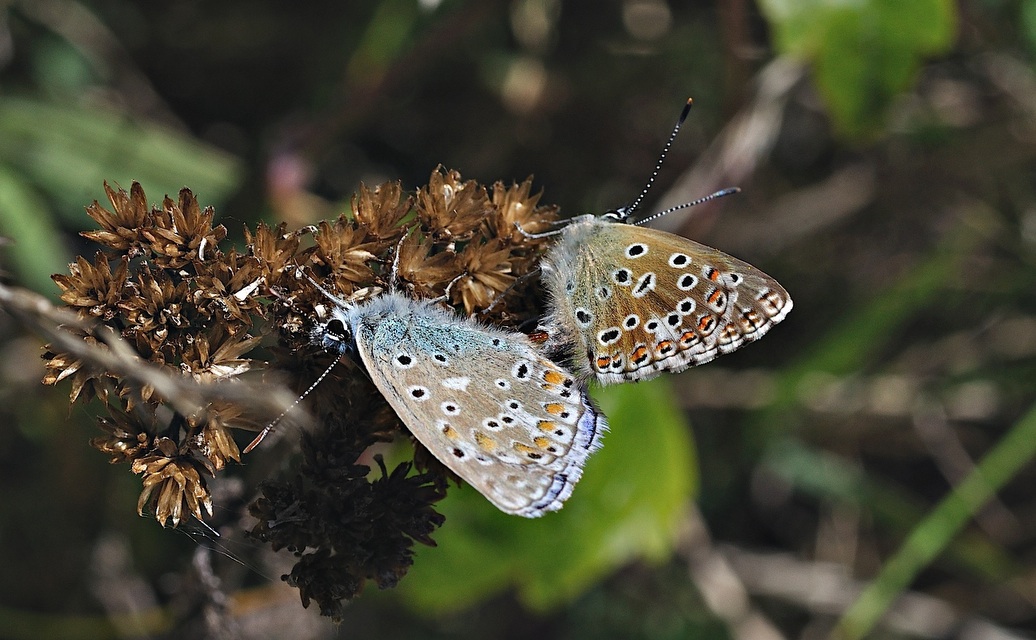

3,0,1036,638
401,378,697,613
0,95,241,296
759,0,957,138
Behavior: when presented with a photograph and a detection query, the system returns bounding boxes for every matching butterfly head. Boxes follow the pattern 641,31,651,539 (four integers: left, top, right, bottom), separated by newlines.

312,308,355,357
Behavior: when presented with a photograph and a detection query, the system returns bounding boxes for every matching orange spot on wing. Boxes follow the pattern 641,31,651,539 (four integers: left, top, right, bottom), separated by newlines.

538,420,557,432
528,330,550,344
474,431,496,451
533,436,550,448
544,403,565,415
543,370,566,385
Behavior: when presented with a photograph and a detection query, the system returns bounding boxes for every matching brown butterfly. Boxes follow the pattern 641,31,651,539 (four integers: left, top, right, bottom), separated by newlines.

536,99,792,383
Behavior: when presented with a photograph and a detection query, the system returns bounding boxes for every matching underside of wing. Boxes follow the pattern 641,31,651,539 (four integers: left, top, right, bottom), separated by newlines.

355,322,607,517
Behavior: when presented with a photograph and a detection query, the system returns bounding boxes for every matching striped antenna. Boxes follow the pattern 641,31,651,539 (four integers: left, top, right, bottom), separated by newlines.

633,187,740,227
609,97,694,222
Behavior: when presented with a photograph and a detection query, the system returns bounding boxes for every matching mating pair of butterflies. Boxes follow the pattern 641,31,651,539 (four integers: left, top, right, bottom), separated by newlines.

258,100,793,517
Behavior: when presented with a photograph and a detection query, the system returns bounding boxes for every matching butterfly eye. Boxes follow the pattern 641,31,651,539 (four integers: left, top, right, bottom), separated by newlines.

325,318,348,339
316,318,354,354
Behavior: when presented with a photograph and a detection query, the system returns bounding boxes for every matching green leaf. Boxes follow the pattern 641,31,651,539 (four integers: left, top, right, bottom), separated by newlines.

0,167,70,297
758,0,957,138
0,97,243,219
398,377,698,613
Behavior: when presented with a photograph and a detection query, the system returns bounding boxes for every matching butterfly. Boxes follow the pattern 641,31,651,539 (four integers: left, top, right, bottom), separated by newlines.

251,278,607,518
536,99,792,384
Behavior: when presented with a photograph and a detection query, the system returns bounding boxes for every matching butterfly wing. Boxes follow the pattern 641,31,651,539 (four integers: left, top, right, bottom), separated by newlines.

543,218,792,384
351,297,606,517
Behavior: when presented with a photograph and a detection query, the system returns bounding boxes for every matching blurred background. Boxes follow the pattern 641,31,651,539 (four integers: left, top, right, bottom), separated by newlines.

2,0,1036,638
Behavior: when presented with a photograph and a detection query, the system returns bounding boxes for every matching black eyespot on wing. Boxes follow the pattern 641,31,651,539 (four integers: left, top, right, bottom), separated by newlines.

669,253,690,267
613,268,632,284
626,243,647,258
634,272,656,295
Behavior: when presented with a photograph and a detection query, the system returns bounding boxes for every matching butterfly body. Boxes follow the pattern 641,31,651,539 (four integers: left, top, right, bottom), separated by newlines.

317,291,606,517
540,215,792,384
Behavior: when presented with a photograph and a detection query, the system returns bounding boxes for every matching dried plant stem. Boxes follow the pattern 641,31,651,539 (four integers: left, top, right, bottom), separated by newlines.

0,281,299,426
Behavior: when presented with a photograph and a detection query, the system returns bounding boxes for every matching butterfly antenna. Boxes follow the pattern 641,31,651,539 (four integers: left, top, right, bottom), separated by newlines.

611,97,694,222
634,187,741,227
243,356,340,453
299,269,353,310
429,271,466,305
389,230,412,292
514,220,565,239
480,267,542,316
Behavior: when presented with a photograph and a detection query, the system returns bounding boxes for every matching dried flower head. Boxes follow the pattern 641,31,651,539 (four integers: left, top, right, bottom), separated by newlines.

40,169,560,618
